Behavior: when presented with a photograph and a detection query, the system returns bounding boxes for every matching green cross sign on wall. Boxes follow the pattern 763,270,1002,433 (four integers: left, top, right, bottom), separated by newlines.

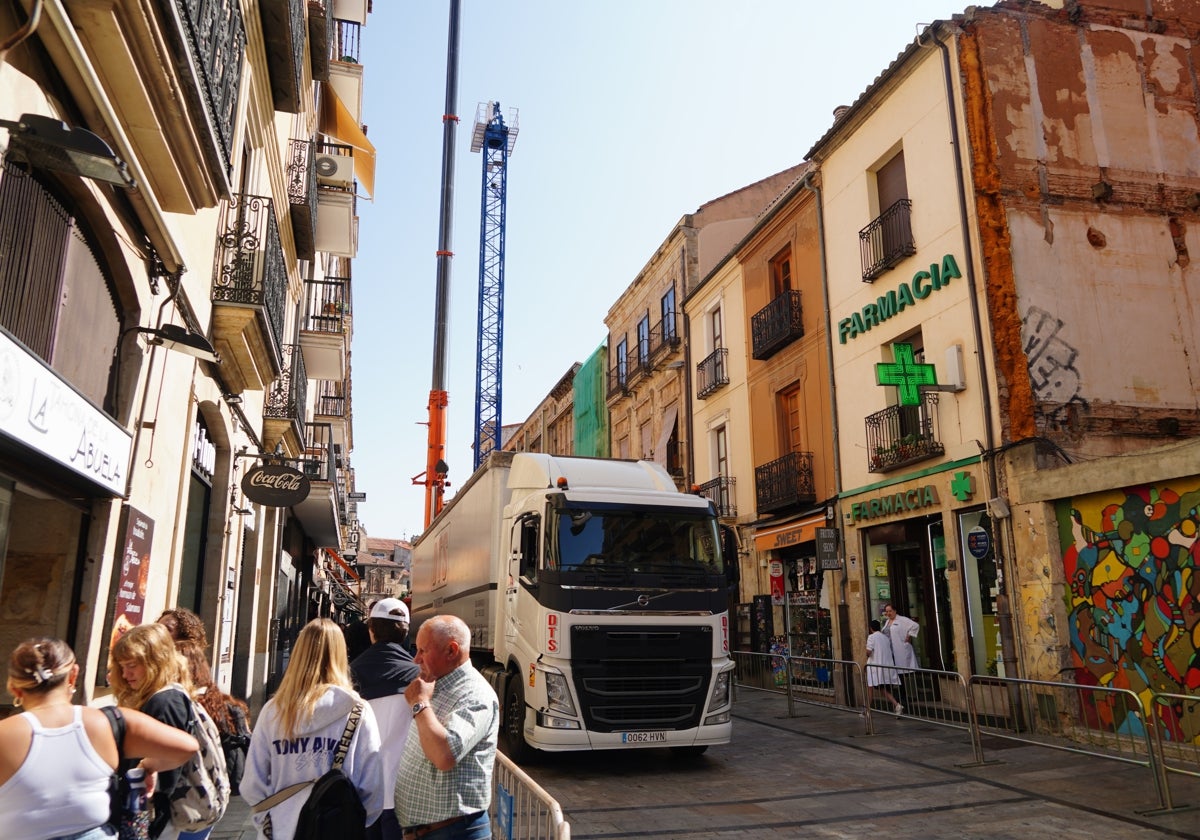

876,342,937,406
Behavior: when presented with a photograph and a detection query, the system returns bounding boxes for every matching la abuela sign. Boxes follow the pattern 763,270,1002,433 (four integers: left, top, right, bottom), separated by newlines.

241,464,310,507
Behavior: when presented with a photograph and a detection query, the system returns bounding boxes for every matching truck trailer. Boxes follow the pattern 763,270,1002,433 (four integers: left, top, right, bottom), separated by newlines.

410,450,737,758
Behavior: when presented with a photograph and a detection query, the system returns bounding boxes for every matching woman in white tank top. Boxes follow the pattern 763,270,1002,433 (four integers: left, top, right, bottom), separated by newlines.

0,637,200,840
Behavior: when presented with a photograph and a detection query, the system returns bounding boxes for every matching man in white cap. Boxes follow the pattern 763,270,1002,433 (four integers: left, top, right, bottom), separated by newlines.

351,597,421,840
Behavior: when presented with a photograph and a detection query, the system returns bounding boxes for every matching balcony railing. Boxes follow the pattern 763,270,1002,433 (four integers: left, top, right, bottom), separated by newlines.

265,343,308,426
755,451,816,515
865,393,945,473
751,290,804,360
333,19,362,63
303,421,337,482
697,348,729,399
313,379,348,418
606,362,628,398
212,193,287,354
287,140,318,260
859,198,916,282
647,312,680,367
303,276,350,333
697,475,737,519
175,0,245,175
261,0,307,113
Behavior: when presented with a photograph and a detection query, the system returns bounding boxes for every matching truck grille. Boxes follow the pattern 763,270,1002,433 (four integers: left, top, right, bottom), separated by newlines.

570,626,712,733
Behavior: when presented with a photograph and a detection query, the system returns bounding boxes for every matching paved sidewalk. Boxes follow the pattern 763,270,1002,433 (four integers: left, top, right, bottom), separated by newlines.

210,690,1200,838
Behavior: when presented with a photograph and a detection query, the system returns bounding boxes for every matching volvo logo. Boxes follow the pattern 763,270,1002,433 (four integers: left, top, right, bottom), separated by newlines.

636,594,650,607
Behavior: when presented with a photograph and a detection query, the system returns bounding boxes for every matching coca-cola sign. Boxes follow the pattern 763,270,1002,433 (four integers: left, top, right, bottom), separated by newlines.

241,464,311,507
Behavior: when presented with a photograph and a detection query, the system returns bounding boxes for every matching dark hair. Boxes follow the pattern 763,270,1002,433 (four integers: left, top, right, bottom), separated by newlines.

8,637,75,697
157,608,208,647
368,616,409,645
870,619,882,632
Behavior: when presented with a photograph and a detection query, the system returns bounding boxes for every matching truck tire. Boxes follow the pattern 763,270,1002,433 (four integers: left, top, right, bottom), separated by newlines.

500,677,533,763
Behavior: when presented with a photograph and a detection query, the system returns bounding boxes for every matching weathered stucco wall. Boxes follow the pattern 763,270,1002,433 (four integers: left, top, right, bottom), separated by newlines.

966,1,1200,449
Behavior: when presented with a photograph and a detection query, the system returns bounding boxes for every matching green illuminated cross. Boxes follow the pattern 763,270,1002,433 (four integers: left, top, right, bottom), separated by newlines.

876,343,937,406
950,471,975,501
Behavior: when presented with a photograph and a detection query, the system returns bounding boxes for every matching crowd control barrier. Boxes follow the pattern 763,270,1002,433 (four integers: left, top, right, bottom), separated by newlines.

490,751,571,839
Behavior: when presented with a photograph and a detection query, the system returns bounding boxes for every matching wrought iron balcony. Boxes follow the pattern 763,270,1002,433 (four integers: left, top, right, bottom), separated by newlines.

211,193,288,393
303,276,350,333
302,421,337,482
176,0,245,181
755,451,816,515
865,393,945,473
333,19,363,64
313,379,348,418
697,475,737,519
696,348,729,399
261,0,307,113
647,312,681,367
293,421,344,548
751,289,804,360
606,362,629,398
263,343,308,457
309,1,333,81
860,198,916,282
287,140,318,261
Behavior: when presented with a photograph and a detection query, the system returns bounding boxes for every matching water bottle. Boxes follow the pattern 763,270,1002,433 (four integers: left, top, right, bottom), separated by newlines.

124,766,151,837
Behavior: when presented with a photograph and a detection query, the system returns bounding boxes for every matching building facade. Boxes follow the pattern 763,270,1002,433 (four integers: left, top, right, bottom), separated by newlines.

0,0,372,712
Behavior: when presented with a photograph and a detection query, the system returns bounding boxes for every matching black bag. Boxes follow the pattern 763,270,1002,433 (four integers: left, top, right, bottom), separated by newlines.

101,706,151,840
220,702,252,795
252,703,366,840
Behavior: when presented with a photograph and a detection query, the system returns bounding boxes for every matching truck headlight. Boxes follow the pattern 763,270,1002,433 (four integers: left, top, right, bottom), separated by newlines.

544,669,577,716
707,668,732,712
537,711,581,730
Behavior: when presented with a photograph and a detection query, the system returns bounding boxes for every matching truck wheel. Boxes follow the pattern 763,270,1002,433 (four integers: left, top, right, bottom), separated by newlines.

500,678,533,763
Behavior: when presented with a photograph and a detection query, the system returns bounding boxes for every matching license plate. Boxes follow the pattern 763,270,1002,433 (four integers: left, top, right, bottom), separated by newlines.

621,731,667,744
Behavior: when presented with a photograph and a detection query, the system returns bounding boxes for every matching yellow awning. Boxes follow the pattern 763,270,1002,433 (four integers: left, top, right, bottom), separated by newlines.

319,83,376,198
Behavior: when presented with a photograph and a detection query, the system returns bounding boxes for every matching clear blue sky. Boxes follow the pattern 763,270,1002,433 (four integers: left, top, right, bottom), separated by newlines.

352,1,958,540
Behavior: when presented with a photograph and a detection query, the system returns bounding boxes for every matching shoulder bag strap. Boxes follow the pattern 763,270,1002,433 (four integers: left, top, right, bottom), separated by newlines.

251,780,313,814
101,706,126,762
332,702,363,771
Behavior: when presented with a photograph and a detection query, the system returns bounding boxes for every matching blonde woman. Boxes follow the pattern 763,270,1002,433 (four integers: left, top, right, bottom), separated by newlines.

0,637,197,840
110,623,195,839
243,618,383,839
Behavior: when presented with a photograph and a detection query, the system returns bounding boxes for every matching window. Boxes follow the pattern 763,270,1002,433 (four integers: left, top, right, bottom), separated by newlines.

636,314,650,366
770,248,792,297
877,150,909,213
779,384,804,455
715,425,729,477
661,286,676,341
616,337,628,385
710,307,724,352
640,420,652,460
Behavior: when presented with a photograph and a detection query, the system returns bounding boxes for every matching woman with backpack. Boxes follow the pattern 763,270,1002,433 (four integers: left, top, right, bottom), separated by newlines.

111,623,228,840
0,636,197,840
243,618,384,839
174,639,253,796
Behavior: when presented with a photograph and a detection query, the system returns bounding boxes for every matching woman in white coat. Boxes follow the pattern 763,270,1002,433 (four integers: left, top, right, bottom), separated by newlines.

882,603,920,709
242,619,384,839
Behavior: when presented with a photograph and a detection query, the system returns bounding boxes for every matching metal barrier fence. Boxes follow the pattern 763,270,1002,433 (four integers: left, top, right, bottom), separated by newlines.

1148,691,1200,811
490,751,571,839
732,654,1200,811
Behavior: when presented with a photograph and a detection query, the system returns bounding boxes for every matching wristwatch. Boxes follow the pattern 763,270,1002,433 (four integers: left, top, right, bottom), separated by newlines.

411,702,428,717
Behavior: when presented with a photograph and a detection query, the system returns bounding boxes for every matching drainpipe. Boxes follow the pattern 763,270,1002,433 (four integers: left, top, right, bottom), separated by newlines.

919,24,1018,680
0,0,42,65
798,169,855,672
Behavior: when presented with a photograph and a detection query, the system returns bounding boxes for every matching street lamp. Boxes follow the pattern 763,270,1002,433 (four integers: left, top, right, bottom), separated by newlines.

0,113,136,188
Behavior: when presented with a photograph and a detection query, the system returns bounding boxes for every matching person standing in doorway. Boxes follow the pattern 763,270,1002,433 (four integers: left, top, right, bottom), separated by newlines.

396,615,498,840
882,603,919,710
351,598,420,840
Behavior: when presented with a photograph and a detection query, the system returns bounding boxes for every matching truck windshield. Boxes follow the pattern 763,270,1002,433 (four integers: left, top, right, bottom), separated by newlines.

551,506,724,576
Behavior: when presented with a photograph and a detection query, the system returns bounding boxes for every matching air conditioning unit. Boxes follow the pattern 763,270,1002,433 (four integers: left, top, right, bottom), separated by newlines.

315,153,354,187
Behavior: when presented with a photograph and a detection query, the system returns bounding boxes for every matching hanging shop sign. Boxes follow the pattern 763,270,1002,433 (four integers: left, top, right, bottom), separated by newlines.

241,463,310,507
848,484,940,523
816,527,842,571
837,254,962,344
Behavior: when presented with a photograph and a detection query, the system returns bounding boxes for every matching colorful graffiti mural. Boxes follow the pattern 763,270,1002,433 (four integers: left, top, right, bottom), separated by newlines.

1059,481,1200,744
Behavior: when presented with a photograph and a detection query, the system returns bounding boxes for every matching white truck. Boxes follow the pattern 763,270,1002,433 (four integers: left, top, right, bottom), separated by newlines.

410,450,737,759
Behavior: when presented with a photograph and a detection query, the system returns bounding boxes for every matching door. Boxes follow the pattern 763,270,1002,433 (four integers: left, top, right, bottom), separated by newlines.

885,517,952,671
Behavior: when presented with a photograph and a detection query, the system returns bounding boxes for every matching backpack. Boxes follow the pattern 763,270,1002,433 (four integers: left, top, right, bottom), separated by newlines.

168,687,231,831
252,703,366,840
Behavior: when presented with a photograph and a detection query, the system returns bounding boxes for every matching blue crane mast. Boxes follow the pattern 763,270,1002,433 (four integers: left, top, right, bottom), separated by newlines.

470,101,518,470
